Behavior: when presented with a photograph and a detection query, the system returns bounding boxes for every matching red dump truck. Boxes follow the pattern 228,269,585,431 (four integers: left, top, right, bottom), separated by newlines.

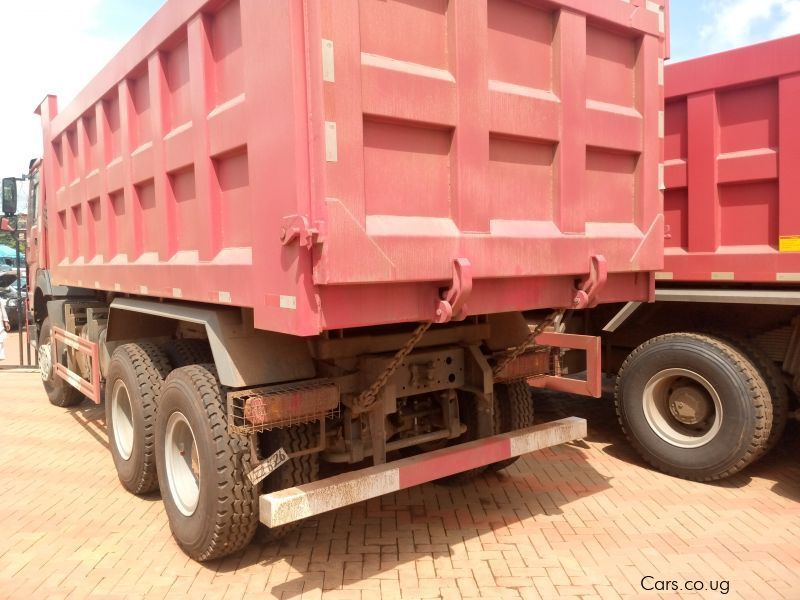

2,0,666,561
599,34,800,482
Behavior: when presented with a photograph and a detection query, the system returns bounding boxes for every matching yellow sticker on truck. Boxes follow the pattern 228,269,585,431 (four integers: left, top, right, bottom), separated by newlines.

779,236,800,252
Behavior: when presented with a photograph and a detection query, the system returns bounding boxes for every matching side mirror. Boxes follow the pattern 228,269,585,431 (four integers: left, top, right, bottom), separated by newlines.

2,178,17,216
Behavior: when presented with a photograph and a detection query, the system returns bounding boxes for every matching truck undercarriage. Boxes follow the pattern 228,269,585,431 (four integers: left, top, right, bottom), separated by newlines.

36,292,593,560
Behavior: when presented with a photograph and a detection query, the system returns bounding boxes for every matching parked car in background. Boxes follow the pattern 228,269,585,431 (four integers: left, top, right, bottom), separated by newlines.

0,272,26,330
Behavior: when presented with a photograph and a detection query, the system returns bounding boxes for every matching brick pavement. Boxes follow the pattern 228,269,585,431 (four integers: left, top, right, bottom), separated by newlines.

1,339,799,599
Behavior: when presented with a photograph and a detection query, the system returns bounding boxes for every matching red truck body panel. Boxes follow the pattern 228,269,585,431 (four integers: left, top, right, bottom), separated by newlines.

663,34,800,284
38,0,665,336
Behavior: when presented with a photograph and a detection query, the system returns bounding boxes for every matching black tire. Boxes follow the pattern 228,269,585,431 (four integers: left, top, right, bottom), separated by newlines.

38,317,83,408
437,392,489,485
105,343,171,495
616,333,772,481
255,422,320,543
486,380,533,473
725,337,789,454
164,339,213,368
155,364,258,561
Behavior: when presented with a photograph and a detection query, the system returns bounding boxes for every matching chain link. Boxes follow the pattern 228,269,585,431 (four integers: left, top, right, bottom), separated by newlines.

492,309,565,378
351,321,433,414
351,308,564,412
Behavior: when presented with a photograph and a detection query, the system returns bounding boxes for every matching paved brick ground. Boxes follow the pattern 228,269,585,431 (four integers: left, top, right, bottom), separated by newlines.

1,333,799,599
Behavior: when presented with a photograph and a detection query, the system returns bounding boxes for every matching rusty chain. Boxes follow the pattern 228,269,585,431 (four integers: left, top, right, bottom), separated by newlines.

350,321,433,414
351,308,564,413
492,309,566,378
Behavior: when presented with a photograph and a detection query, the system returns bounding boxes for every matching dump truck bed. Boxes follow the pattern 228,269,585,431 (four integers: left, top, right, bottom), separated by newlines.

662,34,800,284
38,0,665,336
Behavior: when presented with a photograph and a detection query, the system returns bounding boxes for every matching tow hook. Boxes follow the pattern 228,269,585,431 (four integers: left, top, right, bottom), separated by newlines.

435,258,472,323
573,255,608,309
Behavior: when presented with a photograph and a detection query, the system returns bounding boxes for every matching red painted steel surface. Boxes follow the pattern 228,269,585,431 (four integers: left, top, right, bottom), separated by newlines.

36,0,665,337
52,327,101,403
529,331,602,397
663,35,800,284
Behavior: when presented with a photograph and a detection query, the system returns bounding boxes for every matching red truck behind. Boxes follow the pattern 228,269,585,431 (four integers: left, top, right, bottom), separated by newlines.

600,34,800,482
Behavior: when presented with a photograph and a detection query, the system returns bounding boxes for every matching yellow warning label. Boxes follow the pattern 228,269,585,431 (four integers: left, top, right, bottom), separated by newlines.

779,236,800,252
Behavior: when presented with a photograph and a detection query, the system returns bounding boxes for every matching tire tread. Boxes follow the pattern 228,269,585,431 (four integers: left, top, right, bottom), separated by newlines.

107,342,171,494
487,380,533,472
256,422,320,543
162,364,258,562
710,334,789,454
40,318,84,408
615,332,772,482
163,339,213,368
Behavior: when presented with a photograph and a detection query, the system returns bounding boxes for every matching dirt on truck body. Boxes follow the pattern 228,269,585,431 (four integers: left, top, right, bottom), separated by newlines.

7,0,667,561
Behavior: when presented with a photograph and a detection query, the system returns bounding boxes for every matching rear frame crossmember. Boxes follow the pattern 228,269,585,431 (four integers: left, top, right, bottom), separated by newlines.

260,416,587,527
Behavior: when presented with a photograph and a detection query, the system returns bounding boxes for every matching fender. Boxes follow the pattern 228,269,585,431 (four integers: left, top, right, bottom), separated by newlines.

35,269,96,299
106,298,315,388
45,299,70,330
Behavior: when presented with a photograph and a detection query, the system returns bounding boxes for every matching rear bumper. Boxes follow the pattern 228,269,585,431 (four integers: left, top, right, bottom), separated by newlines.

260,417,587,527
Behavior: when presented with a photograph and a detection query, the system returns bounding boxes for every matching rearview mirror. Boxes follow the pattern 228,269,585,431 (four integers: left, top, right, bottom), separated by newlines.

2,178,17,216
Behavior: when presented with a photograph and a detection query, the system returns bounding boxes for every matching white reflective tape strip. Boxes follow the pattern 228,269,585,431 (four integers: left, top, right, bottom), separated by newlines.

262,470,400,527
321,39,335,82
655,271,673,280
261,418,586,527
114,283,121,291
218,291,232,303
658,58,665,86
658,163,665,191
325,122,338,162
646,0,660,12
280,295,297,310
56,365,86,392
508,417,587,456
711,272,734,280
140,285,148,294
172,288,183,298
777,273,800,282
57,336,81,351
64,370,85,390
94,281,100,289
77,280,83,286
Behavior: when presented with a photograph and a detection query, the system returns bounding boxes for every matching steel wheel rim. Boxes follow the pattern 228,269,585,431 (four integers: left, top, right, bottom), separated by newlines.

642,368,723,448
111,379,135,460
165,411,200,516
38,342,52,382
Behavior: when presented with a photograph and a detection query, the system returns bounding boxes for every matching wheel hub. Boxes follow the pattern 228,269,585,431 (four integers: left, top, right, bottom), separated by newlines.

667,384,711,425
165,411,201,517
111,380,135,461
38,343,52,382
642,368,723,449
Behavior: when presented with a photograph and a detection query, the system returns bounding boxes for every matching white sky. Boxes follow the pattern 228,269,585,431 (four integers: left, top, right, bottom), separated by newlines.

0,1,164,206
0,0,797,204
673,0,800,61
